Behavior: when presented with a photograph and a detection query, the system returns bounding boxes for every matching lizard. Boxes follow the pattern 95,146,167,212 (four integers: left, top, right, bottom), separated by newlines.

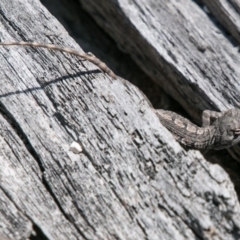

155,109,240,150
1,41,240,150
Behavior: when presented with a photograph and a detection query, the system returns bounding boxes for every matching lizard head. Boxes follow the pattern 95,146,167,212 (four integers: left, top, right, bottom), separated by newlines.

213,109,240,149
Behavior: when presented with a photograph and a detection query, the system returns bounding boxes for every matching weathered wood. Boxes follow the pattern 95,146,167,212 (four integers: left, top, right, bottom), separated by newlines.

79,0,240,160
0,0,239,239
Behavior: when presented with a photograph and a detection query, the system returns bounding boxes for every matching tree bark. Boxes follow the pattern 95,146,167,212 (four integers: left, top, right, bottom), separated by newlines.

0,0,239,239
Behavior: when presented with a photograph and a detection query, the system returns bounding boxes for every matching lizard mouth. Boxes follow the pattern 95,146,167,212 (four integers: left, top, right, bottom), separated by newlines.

233,129,240,135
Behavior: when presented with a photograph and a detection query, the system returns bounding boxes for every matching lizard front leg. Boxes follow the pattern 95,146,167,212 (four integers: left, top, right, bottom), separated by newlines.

202,110,225,127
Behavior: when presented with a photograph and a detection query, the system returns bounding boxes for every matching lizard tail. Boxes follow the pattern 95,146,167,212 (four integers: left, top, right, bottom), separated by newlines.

0,41,117,79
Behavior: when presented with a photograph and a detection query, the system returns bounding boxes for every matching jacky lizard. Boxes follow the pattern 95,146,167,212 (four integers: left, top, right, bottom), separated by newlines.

155,109,240,150
1,41,240,150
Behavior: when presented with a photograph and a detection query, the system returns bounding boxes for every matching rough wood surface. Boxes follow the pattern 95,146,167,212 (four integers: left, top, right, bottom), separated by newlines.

201,0,240,44
0,0,240,240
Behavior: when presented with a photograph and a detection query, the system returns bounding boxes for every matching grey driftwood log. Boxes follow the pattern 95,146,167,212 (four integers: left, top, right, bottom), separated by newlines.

0,0,239,240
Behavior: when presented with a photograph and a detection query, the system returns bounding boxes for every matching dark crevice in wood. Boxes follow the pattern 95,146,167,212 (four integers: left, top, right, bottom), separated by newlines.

135,219,148,237
0,8,27,42
0,102,87,238
41,175,89,239
194,0,239,47
192,0,205,8
29,224,48,240
52,111,80,141
0,102,45,173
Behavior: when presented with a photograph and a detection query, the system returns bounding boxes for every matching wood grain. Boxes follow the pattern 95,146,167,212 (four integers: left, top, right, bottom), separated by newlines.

0,0,239,239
